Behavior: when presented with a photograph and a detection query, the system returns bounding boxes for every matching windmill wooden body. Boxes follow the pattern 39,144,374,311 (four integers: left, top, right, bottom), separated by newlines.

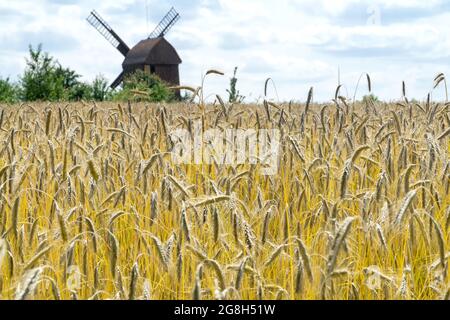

87,7,181,89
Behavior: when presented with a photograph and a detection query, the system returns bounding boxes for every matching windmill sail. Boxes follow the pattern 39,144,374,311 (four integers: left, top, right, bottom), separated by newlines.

110,71,125,89
87,10,130,57
148,7,180,39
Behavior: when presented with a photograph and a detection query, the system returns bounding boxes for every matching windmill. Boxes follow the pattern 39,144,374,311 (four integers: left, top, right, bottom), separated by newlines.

87,7,182,90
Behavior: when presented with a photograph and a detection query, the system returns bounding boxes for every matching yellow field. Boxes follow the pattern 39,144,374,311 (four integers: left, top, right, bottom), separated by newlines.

0,98,449,300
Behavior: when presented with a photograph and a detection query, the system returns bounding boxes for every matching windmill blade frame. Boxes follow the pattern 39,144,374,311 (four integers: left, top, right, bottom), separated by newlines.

87,10,130,57
148,7,180,39
110,71,125,89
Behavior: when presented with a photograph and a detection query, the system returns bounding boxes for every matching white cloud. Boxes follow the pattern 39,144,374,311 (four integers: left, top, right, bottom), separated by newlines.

0,0,449,101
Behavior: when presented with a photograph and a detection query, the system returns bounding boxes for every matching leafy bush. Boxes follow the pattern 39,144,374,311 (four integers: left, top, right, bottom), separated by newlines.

67,82,93,101
112,70,174,102
67,75,110,102
362,94,379,103
91,75,110,101
19,44,111,102
0,77,19,103
4,44,170,103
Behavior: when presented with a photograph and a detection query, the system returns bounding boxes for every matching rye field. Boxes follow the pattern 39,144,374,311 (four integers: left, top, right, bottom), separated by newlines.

0,92,449,300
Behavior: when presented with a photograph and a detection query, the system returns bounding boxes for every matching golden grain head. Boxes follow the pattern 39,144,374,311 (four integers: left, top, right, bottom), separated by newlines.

0,84,448,300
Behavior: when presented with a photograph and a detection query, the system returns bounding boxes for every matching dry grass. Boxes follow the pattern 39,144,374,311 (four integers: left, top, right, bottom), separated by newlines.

0,93,448,300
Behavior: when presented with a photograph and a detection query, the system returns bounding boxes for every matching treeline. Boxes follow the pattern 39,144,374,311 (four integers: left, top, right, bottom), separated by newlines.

0,44,174,103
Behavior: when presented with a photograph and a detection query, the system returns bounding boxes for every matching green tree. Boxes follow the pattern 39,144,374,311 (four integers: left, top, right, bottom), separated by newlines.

0,77,19,103
56,66,80,90
20,44,60,101
65,75,111,102
20,44,81,101
68,82,93,101
91,75,110,101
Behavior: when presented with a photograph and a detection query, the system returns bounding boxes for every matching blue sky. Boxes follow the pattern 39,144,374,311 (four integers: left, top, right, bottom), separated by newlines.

1,0,449,102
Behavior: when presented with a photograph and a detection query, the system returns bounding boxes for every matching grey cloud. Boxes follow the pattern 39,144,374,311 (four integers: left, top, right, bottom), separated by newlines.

218,32,263,51
242,57,276,74
331,1,450,27
56,0,79,3
0,6,34,24
6,30,80,53
330,2,374,27
288,0,448,28
0,56,23,79
279,72,329,84
103,0,221,26
171,34,203,51
319,45,409,59
377,2,450,25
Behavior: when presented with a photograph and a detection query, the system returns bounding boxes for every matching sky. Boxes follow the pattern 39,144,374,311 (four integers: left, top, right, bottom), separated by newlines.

1,0,450,102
